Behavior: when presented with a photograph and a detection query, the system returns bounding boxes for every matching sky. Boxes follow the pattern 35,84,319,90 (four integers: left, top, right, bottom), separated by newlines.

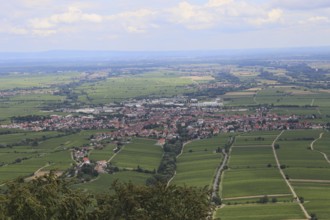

1,0,330,52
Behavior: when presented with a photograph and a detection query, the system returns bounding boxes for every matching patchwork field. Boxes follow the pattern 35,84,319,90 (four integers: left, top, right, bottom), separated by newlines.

0,130,101,184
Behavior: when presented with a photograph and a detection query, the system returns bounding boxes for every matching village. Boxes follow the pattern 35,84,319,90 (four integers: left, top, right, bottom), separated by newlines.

2,96,322,140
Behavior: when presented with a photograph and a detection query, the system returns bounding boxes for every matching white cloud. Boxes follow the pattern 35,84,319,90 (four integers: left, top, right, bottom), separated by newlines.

108,9,156,20
29,18,54,29
169,1,215,30
0,21,28,35
27,7,157,35
28,6,103,30
48,7,103,24
169,1,284,30
126,26,144,33
250,8,283,26
32,29,56,37
206,0,232,8
9,27,29,35
107,9,158,33
1,0,330,50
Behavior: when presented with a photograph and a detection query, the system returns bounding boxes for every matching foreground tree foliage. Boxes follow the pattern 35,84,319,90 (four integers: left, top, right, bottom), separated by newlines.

1,173,91,220
0,172,212,220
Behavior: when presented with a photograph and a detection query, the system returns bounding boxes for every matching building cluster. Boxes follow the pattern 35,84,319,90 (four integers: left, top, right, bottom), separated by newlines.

1,97,321,140
0,88,57,97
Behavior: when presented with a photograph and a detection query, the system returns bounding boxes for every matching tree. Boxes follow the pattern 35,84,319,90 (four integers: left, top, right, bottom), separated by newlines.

90,181,212,220
1,172,91,220
310,213,318,220
259,195,269,204
1,173,212,220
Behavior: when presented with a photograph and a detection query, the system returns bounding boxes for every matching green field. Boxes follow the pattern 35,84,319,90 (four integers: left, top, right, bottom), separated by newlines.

221,168,290,199
172,134,229,187
0,149,73,183
89,143,116,161
0,93,66,122
223,95,256,106
0,130,101,184
76,74,196,104
0,131,63,147
255,87,319,106
293,182,330,219
0,72,79,90
221,132,290,199
229,147,277,168
275,130,330,180
234,134,278,146
111,138,162,171
214,203,305,220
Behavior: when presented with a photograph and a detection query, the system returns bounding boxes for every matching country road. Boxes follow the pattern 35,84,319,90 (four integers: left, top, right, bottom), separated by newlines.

107,145,125,163
310,132,330,164
271,130,310,220
212,149,228,198
310,132,323,151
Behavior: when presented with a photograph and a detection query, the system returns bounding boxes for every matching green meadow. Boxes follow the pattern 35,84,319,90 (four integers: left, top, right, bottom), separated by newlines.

111,138,162,171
